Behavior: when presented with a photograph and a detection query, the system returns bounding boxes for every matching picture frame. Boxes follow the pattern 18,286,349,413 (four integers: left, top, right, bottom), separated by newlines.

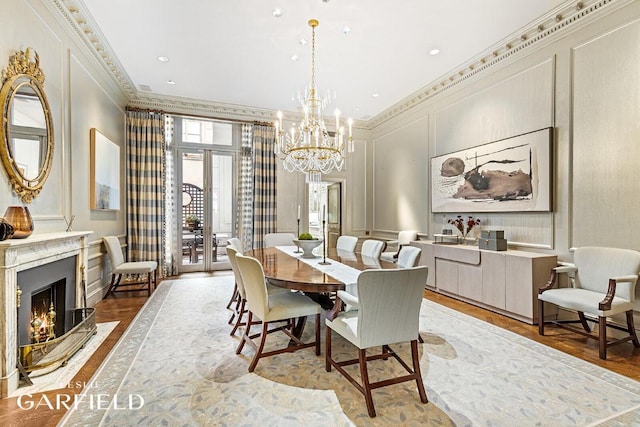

431,127,553,213
90,128,120,210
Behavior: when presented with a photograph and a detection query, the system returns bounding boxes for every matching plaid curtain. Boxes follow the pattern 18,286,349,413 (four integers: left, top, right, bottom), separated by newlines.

236,124,254,251
251,124,277,248
125,109,166,276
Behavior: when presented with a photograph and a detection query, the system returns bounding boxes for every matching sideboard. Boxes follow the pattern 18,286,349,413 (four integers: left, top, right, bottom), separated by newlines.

412,240,558,324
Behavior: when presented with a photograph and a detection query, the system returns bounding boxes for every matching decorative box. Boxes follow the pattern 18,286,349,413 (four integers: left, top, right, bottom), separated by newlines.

478,237,508,251
480,230,505,239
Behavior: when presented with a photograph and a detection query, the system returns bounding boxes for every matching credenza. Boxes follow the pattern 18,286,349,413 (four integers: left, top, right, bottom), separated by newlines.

412,241,558,324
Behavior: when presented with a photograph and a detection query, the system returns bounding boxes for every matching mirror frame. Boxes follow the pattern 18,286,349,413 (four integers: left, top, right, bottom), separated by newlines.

0,48,54,203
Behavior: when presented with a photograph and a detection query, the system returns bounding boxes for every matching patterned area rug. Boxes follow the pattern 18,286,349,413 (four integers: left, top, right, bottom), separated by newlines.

60,276,640,426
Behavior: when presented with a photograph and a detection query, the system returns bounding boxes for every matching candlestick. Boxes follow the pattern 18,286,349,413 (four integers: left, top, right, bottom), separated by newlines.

297,205,301,220
295,218,301,253
319,217,331,265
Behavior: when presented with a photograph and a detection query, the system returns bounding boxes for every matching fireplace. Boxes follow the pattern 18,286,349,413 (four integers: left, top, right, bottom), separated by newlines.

0,231,92,398
29,279,67,344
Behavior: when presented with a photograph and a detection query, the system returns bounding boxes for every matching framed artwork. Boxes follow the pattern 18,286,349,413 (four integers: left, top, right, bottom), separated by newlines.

90,128,120,210
431,127,553,213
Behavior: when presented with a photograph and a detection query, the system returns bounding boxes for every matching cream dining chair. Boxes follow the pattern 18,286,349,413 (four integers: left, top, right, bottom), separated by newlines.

397,246,422,268
103,236,157,298
235,253,321,372
360,239,385,259
264,232,296,248
325,266,430,417
225,237,244,313
336,235,358,252
226,247,287,336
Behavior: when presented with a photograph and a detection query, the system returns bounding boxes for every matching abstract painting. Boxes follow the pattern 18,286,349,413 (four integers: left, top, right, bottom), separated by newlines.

431,128,552,213
90,128,120,210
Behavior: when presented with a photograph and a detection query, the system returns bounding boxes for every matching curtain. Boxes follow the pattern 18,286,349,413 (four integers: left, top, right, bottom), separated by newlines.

236,124,254,251
125,109,166,276
251,124,277,248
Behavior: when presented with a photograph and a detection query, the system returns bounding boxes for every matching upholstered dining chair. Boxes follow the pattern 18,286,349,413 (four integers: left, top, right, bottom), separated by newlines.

325,266,430,417
225,236,244,312
264,232,296,248
103,236,158,298
336,235,358,252
226,246,287,335
380,230,418,262
538,246,640,360
397,246,422,268
234,253,321,372
226,237,243,253
360,239,385,259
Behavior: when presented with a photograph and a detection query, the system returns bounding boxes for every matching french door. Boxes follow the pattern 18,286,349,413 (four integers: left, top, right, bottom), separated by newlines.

179,149,235,272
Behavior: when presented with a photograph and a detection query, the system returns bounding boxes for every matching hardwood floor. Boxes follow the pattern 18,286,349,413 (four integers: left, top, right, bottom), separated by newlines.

1,274,639,427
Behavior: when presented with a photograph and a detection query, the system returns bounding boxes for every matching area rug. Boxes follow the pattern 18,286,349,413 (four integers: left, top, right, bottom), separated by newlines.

59,276,640,426
9,321,119,397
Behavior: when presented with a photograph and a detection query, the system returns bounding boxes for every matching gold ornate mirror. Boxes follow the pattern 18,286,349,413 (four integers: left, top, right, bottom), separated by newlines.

0,48,54,203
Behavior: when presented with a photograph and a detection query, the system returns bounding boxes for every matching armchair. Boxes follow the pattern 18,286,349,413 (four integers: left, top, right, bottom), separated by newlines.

325,266,429,417
538,246,640,360
380,230,418,261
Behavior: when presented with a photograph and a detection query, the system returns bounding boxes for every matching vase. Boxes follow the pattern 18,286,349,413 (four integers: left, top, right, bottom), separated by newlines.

4,206,33,238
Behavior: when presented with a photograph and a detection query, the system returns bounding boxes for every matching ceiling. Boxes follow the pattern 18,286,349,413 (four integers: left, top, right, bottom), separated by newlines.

78,0,568,121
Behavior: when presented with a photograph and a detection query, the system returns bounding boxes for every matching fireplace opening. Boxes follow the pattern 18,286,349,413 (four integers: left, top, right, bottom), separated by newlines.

30,279,66,344
16,256,96,374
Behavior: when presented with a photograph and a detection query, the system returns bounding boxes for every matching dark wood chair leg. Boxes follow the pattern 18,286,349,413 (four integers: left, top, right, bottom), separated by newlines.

411,340,428,404
598,316,607,360
230,299,246,336
359,348,376,418
248,322,270,372
538,298,545,335
325,326,332,372
314,313,321,356
626,310,640,347
226,283,238,310
147,272,151,296
578,311,591,332
104,274,122,299
236,311,253,355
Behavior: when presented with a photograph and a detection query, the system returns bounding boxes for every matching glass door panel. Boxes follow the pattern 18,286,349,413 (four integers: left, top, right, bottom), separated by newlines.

179,150,234,272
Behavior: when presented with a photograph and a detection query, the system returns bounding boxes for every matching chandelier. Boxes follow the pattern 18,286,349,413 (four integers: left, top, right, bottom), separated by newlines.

275,19,354,183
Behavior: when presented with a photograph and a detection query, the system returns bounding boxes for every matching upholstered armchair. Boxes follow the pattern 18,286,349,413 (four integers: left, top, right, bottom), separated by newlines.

538,246,640,360
380,230,418,262
325,266,430,417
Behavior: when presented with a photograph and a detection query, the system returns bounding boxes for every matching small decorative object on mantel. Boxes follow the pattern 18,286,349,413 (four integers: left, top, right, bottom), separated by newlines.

4,206,33,238
447,215,480,243
0,218,14,240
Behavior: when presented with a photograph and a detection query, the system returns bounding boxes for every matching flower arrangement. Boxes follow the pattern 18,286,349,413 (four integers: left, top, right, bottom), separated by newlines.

447,215,480,240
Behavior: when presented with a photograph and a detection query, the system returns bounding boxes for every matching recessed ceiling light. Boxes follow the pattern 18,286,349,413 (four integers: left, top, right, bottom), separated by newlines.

299,38,308,45
429,48,441,56
158,56,169,62
291,54,299,61
342,27,351,35
167,80,176,85
372,93,379,98
272,8,283,17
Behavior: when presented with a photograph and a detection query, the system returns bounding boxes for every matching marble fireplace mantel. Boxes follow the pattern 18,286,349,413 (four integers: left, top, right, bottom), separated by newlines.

0,231,92,398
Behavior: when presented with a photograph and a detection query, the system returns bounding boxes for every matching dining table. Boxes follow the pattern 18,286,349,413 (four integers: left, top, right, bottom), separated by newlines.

246,246,399,332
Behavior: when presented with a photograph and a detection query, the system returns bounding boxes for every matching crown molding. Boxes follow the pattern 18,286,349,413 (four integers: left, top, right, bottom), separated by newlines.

52,0,629,130
367,0,627,128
